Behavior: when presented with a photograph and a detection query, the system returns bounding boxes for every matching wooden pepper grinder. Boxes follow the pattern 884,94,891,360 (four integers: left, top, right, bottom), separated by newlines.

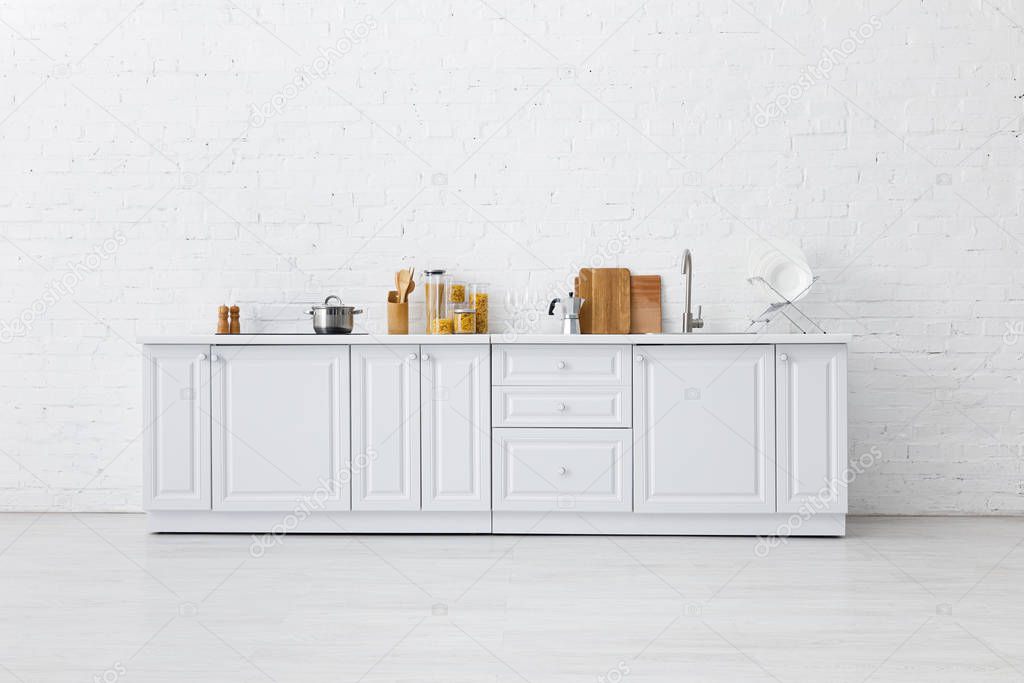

217,305,229,334
229,305,240,334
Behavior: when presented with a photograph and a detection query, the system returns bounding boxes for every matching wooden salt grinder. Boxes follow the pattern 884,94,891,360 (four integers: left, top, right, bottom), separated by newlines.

229,305,240,334
217,305,230,334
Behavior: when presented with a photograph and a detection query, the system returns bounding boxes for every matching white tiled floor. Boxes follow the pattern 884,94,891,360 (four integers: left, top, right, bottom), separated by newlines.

1,515,1022,682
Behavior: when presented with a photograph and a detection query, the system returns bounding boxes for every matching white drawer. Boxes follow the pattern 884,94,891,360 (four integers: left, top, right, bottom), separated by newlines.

493,428,632,511
492,345,630,386
492,386,631,428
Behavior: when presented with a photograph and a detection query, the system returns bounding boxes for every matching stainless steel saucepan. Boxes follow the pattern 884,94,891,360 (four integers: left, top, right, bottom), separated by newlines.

307,295,363,334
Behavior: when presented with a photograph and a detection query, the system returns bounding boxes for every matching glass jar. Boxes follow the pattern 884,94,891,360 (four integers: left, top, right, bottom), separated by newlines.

448,281,466,305
423,269,447,334
453,306,477,334
467,283,489,333
430,314,454,335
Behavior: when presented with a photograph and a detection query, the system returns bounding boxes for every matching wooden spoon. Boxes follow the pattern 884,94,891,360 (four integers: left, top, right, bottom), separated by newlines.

404,269,416,300
396,268,412,303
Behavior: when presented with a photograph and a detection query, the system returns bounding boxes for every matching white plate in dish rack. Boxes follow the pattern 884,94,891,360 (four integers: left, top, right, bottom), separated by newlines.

747,240,814,302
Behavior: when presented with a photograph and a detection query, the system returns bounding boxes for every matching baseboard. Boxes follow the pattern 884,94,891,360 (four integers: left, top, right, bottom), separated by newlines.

492,512,846,536
147,510,846,536
147,510,491,534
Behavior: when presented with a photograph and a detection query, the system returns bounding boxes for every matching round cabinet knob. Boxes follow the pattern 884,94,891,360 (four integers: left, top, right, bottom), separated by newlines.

197,353,207,361
422,354,430,361
635,355,645,363
556,403,566,412
211,354,220,362
408,353,418,360
556,361,566,369
557,466,568,477
779,353,789,362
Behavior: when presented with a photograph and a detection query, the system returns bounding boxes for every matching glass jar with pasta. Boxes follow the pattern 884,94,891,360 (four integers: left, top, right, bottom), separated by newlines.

467,283,489,333
448,281,466,306
423,269,449,334
453,306,477,334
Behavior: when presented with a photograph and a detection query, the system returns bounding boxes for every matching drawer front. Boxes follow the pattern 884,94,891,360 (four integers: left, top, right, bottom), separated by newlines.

492,345,630,386
493,386,631,428
493,428,632,511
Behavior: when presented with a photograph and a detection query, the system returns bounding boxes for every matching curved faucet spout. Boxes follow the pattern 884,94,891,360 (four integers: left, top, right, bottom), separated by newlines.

681,249,704,333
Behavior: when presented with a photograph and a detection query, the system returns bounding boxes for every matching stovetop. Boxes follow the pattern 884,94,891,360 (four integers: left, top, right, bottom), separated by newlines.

220,333,369,336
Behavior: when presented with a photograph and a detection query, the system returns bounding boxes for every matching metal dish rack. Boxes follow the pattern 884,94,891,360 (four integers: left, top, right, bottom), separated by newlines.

746,275,826,334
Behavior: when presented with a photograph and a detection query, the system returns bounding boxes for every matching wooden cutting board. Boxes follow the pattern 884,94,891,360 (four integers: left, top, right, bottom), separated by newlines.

630,275,662,333
577,268,631,334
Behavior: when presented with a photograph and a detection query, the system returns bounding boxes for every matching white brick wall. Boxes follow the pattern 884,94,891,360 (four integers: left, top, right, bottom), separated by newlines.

1,0,1022,513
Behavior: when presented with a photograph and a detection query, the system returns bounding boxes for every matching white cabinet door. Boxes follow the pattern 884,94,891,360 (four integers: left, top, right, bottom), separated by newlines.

492,345,630,386
776,344,848,513
351,346,421,510
421,345,490,511
493,428,631,512
633,345,775,513
492,385,631,428
211,346,350,511
143,345,211,510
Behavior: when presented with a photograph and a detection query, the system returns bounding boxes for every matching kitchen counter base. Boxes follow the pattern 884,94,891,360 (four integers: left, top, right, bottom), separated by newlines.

144,338,848,538
492,512,845,537
147,511,492,534
147,511,845,536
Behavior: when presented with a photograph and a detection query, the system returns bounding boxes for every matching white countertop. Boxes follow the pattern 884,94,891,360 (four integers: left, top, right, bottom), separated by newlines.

137,334,488,345
491,333,850,344
138,332,850,345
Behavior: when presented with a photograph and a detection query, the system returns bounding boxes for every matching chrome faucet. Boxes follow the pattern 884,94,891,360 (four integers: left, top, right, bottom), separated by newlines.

681,249,704,333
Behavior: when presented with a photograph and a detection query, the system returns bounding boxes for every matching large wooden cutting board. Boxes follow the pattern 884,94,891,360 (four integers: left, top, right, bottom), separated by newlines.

630,275,662,333
577,268,631,334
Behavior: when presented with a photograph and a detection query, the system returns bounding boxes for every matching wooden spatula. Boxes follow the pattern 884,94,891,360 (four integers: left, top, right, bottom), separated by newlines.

396,269,413,303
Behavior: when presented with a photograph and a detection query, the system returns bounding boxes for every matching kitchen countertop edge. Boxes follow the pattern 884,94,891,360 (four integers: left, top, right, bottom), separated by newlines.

137,334,488,345
138,333,851,345
497,333,851,344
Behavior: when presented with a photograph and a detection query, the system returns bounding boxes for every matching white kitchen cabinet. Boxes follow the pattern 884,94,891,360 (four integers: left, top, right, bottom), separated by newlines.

776,344,848,513
633,345,775,513
492,344,630,386
351,346,421,510
143,345,211,510
143,334,848,535
421,345,490,511
493,428,632,511
211,346,350,511
492,385,631,428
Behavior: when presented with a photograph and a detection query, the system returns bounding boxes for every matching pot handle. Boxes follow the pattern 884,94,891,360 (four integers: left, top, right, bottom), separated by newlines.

324,295,342,306
352,309,364,315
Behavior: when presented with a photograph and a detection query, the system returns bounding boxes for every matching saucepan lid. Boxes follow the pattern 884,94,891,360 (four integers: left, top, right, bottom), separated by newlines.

310,295,346,311
308,295,363,314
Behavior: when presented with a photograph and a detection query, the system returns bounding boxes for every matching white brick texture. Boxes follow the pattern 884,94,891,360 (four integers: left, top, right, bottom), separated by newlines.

0,0,1022,513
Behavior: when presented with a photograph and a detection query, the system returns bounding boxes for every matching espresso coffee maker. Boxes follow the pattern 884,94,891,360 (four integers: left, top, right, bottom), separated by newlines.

548,293,585,335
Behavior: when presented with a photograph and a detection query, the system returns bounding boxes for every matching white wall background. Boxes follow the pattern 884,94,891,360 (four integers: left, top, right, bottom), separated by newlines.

1,0,1022,513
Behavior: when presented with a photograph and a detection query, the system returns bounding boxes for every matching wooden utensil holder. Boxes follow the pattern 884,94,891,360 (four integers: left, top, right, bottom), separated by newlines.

387,290,408,334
